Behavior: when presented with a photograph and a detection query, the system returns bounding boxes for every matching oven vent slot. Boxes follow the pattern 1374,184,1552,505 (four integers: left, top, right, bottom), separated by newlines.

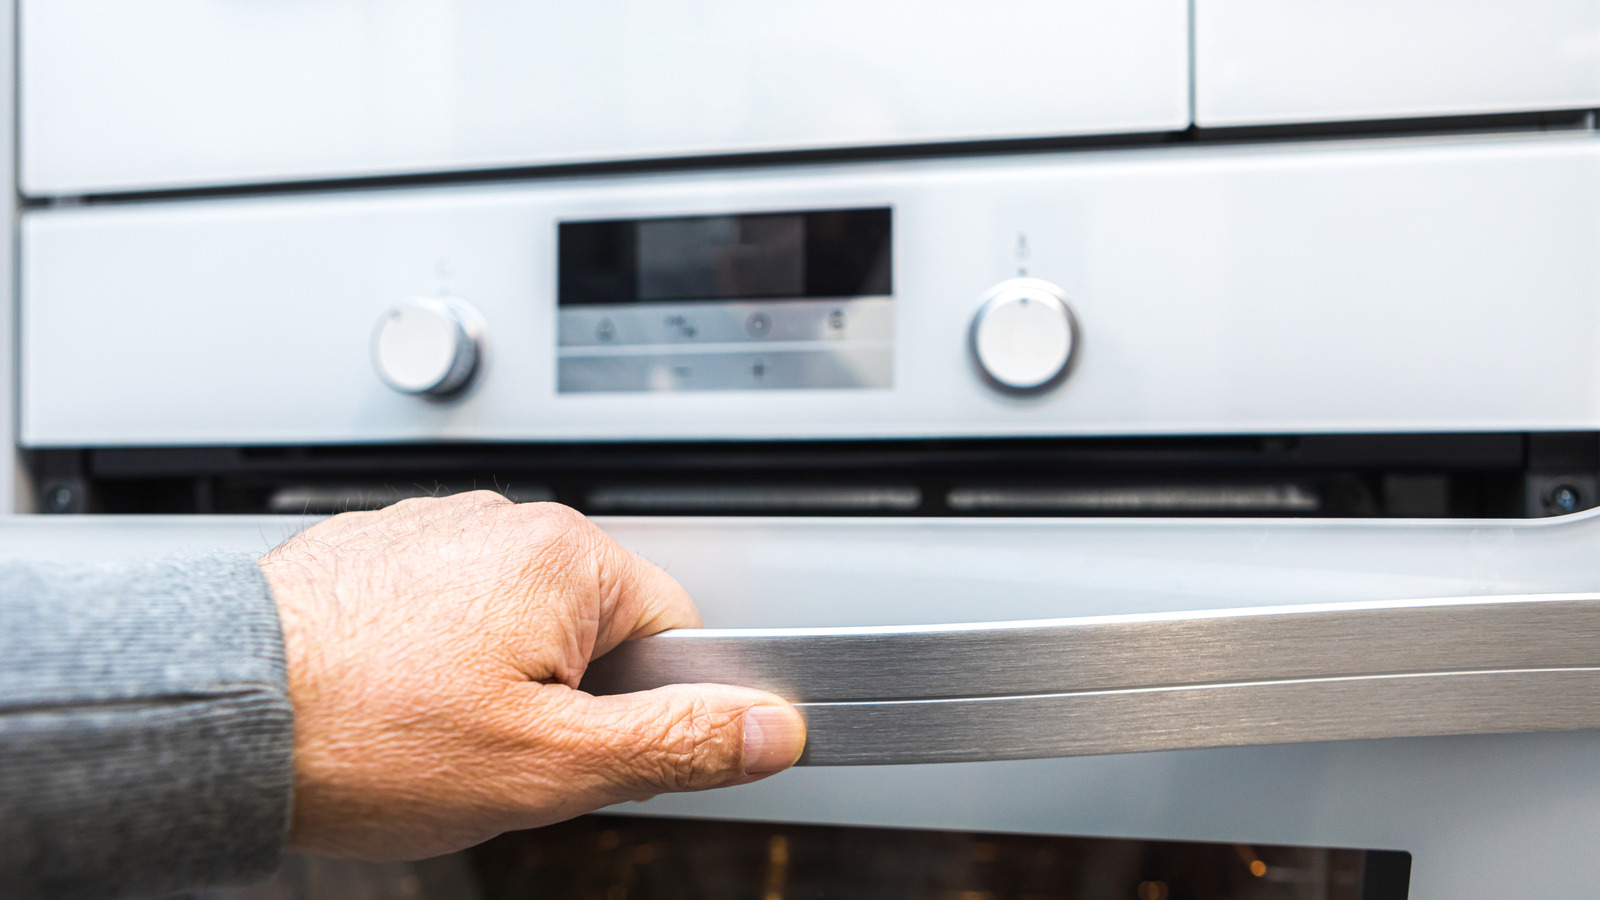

585,485,922,514
266,484,554,515
946,483,1321,515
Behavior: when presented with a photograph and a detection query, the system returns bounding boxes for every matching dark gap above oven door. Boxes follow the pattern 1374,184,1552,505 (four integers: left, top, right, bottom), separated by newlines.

24,432,1597,519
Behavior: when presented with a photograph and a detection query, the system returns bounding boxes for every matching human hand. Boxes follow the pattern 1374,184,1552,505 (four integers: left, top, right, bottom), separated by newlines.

256,493,805,860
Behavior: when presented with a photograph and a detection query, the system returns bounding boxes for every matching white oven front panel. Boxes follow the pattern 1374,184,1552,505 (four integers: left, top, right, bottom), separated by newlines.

18,0,1189,196
21,133,1600,447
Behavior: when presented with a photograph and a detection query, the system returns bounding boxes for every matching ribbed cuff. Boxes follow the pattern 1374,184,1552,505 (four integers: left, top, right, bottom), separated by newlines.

0,552,294,899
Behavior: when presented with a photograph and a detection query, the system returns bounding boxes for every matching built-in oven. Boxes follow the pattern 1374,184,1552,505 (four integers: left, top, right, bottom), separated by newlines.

14,3,1600,899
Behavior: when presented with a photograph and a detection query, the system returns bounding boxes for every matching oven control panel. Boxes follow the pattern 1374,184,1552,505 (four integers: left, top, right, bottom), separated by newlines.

20,133,1600,446
555,209,892,394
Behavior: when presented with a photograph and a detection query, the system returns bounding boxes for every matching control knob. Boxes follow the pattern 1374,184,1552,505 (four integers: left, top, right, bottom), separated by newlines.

969,278,1078,393
372,297,486,396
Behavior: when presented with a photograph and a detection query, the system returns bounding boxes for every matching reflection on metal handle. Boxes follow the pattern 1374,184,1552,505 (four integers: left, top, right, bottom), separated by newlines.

582,594,1600,765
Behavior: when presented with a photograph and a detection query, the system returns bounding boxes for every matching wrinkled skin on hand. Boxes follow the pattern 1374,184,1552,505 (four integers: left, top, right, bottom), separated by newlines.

258,493,805,860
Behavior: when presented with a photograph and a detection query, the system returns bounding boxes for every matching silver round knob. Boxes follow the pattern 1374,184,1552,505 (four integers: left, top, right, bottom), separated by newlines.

969,278,1078,393
372,297,485,395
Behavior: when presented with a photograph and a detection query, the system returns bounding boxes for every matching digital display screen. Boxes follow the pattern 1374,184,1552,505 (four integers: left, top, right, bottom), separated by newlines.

559,208,892,305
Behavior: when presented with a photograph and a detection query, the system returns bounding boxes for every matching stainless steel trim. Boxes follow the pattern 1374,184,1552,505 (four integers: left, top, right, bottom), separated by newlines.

585,594,1600,700
794,668,1600,765
583,594,1600,765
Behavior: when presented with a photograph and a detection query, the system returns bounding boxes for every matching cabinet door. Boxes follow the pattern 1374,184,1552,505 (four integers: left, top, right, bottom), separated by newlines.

1196,0,1600,127
20,0,1189,196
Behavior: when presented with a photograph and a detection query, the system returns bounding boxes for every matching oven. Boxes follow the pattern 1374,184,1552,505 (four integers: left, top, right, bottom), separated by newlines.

12,3,1600,898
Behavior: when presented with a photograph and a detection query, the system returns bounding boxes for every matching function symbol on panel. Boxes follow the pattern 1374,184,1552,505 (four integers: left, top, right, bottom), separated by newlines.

664,315,698,340
828,308,847,333
969,278,1078,394
747,312,773,338
595,317,616,343
642,362,696,393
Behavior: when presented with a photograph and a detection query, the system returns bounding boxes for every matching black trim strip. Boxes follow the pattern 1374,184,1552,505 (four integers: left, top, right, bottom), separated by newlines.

21,108,1595,209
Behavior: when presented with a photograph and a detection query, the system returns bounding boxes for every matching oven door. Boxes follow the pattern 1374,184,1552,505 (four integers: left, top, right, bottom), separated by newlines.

7,510,1600,899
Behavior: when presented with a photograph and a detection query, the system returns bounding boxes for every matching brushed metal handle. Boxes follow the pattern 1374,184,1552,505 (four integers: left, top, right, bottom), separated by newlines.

582,594,1600,765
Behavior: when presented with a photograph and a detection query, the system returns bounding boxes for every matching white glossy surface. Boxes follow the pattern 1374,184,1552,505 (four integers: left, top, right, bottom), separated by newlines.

971,279,1075,391
1196,0,1600,126
23,134,1600,445
0,3,15,512
19,0,1190,195
372,299,474,394
7,510,1600,899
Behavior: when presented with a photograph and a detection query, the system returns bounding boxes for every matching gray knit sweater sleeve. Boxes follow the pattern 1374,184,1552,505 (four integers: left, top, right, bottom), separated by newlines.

0,552,295,899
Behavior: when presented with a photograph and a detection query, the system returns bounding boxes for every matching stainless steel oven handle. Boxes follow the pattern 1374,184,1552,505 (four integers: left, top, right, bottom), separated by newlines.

581,594,1600,765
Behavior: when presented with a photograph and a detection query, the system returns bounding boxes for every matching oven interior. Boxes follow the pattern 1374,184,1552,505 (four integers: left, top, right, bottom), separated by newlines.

231,815,1412,900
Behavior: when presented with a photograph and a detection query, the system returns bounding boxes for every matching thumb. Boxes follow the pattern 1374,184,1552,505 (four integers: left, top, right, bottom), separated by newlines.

553,683,807,798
